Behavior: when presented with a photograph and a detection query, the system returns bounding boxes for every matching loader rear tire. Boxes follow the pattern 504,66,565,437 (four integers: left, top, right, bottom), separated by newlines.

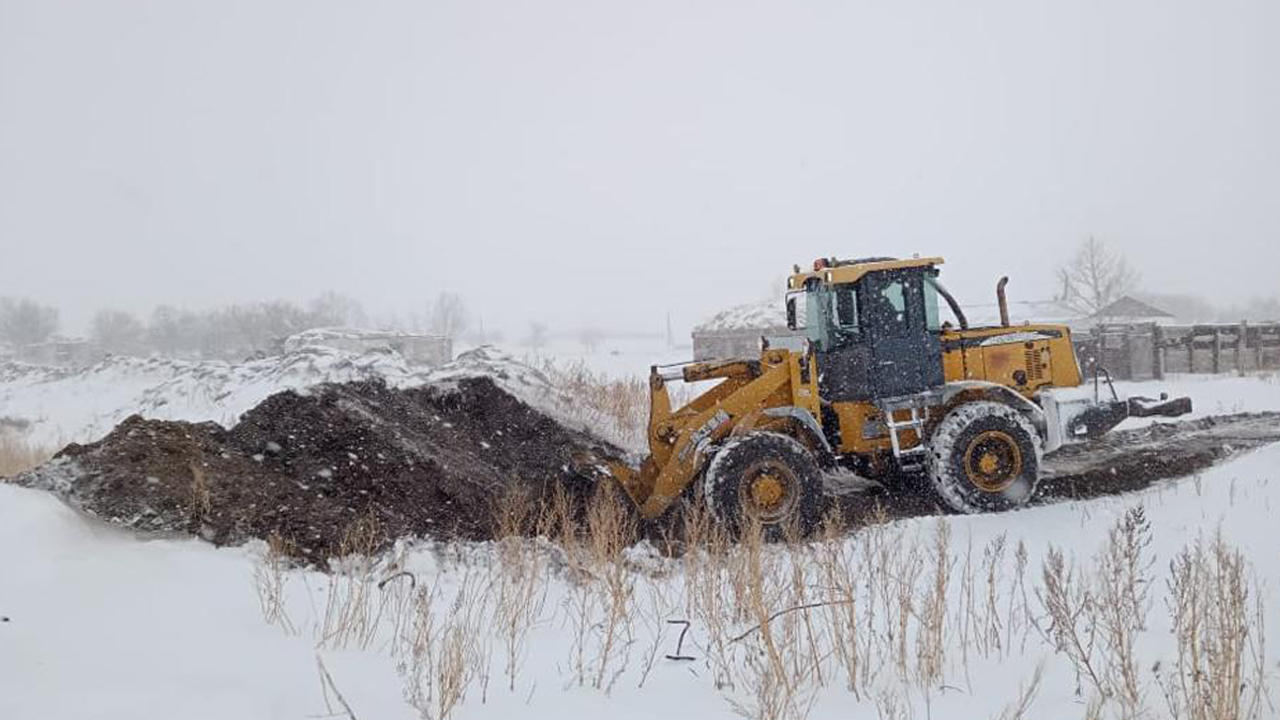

927,401,1042,514
703,432,824,540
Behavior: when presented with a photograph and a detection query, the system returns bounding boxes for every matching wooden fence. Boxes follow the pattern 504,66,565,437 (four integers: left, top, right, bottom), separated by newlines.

1075,322,1280,381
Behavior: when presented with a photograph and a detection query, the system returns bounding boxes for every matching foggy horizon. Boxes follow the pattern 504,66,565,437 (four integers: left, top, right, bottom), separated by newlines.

3,0,1278,339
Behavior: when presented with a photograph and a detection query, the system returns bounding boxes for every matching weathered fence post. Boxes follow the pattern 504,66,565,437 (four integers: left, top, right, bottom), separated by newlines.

1120,325,1133,380
1238,320,1248,374
1187,328,1196,373
1152,324,1165,380
1212,327,1222,374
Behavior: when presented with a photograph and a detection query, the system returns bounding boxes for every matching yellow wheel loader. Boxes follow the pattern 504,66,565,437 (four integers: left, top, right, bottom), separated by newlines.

584,256,1192,535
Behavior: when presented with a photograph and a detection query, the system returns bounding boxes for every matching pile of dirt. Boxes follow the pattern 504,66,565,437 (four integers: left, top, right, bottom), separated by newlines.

15,376,626,563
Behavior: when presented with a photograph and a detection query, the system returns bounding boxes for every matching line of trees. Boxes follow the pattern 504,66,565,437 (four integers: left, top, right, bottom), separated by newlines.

0,292,377,360
126,292,369,358
0,297,59,347
0,290,508,362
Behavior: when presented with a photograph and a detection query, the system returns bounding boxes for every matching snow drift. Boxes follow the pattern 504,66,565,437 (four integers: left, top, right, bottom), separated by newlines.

0,344,593,450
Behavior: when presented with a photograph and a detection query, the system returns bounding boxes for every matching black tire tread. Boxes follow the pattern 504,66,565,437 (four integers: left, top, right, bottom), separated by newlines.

926,401,1042,514
702,431,825,538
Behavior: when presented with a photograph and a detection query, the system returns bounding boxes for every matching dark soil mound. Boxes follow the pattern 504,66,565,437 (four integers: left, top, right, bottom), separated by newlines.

16,377,624,563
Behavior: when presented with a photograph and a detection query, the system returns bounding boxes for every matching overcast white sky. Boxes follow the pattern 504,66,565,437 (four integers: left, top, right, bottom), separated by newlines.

1,0,1277,336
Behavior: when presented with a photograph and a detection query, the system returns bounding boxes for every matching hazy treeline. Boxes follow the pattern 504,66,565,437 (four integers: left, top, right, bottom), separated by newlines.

116,292,370,358
0,291,490,361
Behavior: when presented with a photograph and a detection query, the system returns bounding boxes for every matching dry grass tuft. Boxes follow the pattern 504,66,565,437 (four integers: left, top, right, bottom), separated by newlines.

254,533,299,635
535,357,697,450
188,462,212,521
1159,530,1269,720
0,431,51,478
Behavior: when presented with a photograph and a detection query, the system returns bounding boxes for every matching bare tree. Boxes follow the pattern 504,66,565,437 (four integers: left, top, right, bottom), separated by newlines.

0,297,59,347
428,292,470,339
147,305,188,355
239,301,311,351
91,309,145,355
308,291,367,328
1055,237,1140,316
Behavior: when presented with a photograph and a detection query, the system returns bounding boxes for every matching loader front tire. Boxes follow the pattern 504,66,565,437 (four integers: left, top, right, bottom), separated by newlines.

927,401,1042,514
703,432,824,540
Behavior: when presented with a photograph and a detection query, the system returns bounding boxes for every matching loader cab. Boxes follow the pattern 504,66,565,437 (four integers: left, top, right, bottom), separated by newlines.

787,258,945,401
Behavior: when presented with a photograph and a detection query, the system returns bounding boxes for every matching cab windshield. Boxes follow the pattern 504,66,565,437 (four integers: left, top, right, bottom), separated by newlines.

791,270,946,350
796,282,859,350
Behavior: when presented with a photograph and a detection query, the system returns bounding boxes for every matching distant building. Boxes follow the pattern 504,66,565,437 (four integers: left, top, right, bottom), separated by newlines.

1092,295,1177,325
690,301,803,360
14,337,100,367
283,328,453,367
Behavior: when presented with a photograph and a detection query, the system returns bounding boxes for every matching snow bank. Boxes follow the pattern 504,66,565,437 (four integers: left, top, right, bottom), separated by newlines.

0,344,599,452
0,347,433,448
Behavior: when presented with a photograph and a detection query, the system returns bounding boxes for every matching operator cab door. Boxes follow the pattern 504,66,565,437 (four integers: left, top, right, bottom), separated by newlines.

862,270,944,399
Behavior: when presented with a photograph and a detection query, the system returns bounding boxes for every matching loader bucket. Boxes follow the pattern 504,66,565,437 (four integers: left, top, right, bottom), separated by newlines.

569,451,650,507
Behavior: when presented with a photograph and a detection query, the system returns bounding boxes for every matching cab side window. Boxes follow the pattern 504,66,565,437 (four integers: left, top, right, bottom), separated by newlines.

865,277,911,337
833,285,858,330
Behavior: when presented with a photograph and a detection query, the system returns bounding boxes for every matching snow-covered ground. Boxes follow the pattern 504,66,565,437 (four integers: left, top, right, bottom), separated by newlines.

1114,372,1280,420
1,428,1276,719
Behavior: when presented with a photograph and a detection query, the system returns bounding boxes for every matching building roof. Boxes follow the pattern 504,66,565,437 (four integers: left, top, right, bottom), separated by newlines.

1093,295,1175,319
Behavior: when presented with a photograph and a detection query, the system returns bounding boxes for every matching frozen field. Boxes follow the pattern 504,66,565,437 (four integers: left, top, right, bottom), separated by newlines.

1,420,1276,719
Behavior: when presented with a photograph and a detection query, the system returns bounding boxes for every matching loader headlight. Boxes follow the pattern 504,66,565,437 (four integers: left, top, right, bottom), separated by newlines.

824,271,834,283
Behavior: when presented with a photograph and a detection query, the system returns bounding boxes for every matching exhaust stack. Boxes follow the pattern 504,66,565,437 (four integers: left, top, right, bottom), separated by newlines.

997,277,1010,327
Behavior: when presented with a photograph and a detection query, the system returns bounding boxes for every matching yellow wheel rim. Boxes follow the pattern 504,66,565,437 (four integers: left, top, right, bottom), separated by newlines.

750,472,786,510
738,460,798,524
963,430,1023,493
